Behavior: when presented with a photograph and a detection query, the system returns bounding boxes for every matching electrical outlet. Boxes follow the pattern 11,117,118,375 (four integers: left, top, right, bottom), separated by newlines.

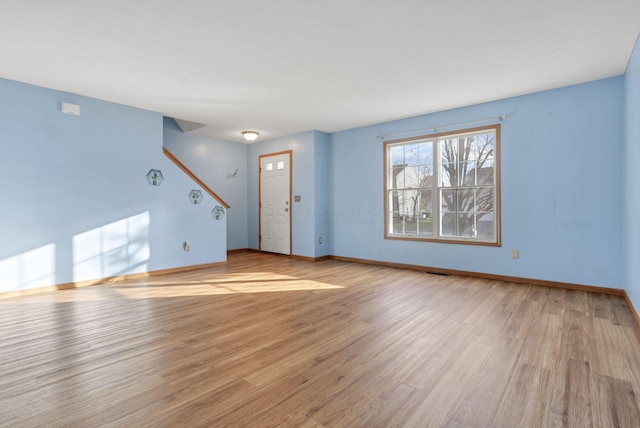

183,241,190,251
511,249,519,259
318,237,323,245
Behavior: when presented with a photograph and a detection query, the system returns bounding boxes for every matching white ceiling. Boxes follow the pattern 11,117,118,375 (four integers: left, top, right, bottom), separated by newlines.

1,0,639,143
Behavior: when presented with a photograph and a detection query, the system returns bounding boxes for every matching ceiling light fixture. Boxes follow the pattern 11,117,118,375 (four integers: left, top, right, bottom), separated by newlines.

242,131,259,141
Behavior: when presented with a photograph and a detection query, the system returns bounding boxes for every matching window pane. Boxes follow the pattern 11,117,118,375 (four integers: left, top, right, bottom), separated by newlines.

441,212,457,236
476,133,495,162
390,211,404,234
441,189,457,212
465,136,478,161
399,189,410,216
391,211,418,234
405,143,419,167
393,189,420,218
460,161,476,186
418,164,434,186
416,212,433,236
480,156,495,168
456,188,475,212
477,165,494,185
441,163,457,187
440,188,493,238
403,166,420,189
390,145,405,165
476,215,495,239
389,190,400,213
418,142,433,165
419,189,432,212
389,186,430,236
457,136,472,164
457,213,475,237
405,216,418,234
476,187,494,212
391,191,420,216
440,139,457,164
391,166,406,189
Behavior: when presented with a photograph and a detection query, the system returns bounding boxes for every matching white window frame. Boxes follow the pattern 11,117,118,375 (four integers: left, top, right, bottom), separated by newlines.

384,124,501,246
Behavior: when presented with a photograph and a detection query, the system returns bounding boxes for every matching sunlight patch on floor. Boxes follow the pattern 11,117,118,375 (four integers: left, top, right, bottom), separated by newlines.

112,272,343,299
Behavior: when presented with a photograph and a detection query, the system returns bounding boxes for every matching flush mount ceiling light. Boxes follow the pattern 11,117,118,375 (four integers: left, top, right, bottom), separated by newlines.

241,131,259,141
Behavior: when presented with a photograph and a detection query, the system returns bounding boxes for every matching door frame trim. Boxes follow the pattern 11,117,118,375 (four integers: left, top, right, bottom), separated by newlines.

258,150,293,255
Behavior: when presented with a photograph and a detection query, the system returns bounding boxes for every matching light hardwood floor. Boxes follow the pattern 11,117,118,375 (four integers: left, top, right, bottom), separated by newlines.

1,252,639,427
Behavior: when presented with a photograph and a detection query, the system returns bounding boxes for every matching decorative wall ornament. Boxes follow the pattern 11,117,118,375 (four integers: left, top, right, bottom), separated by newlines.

224,168,239,179
212,206,225,220
189,189,203,204
146,169,164,186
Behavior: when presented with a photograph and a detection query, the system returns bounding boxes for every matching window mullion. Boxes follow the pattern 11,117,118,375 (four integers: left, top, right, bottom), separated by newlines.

434,138,441,238
469,186,476,239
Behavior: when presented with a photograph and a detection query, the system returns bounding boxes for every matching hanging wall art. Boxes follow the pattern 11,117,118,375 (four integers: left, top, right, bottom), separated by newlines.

212,206,225,220
146,169,164,186
189,189,203,204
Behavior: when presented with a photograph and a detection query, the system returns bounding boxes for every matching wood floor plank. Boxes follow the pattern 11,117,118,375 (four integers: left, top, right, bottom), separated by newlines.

542,287,566,315
446,337,523,427
489,363,551,428
591,375,640,428
518,312,563,369
400,340,493,427
564,358,594,427
1,252,639,427
592,318,634,381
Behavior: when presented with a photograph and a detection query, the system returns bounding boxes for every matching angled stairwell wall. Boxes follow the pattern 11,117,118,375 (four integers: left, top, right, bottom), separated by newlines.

162,118,249,250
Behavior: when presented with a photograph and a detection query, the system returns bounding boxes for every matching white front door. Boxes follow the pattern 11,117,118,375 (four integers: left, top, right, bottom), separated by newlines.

259,152,291,255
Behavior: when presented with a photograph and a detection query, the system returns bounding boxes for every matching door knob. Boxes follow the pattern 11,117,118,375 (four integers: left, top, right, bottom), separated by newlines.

284,207,289,212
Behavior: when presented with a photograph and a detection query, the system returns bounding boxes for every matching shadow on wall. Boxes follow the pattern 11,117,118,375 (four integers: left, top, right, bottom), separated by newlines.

0,212,150,293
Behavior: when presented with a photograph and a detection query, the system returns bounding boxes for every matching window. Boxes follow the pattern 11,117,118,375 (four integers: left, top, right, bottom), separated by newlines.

384,124,500,246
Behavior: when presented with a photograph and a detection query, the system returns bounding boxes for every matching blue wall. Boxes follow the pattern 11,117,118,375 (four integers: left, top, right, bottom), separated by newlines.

163,118,249,250
314,131,330,257
624,35,640,309
0,79,226,292
330,77,624,288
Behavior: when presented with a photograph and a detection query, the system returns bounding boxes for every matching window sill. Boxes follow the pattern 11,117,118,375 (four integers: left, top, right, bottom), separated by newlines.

384,234,501,247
